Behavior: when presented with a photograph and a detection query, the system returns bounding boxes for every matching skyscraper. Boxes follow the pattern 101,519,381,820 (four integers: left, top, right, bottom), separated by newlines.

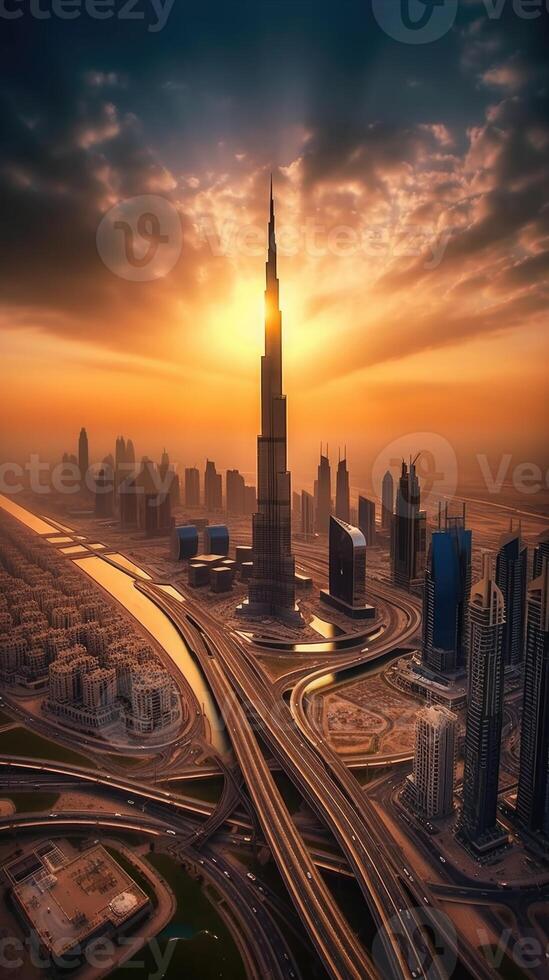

422,510,472,675
301,490,315,541
204,459,222,511
533,529,549,579
358,496,376,546
320,516,375,619
407,705,457,819
226,469,246,515
496,529,527,668
516,562,549,838
459,557,507,853
391,458,426,589
381,470,394,531
184,467,200,507
335,453,350,523
78,427,89,482
315,446,331,533
94,465,114,518
243,181,299,624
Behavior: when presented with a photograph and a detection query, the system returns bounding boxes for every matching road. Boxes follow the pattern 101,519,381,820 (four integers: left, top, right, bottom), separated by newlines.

0,810,296,980
145,582,446,980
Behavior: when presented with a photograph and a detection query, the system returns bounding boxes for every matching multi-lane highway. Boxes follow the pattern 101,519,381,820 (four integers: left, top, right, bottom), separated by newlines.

140,586,376,980
143,581,447,980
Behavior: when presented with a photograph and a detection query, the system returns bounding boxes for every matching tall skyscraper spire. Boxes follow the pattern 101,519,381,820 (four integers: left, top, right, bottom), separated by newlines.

240,180,301,624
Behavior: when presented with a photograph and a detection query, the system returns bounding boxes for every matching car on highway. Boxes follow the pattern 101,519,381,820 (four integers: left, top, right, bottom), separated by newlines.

439,855,446,863
166,830,176,836
306,871,312,880
247,873,256,881
224,870,231,878
127,799,135,806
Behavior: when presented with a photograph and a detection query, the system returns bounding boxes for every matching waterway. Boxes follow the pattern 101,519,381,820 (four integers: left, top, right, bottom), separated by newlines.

0,495,59,534
74,555,227,752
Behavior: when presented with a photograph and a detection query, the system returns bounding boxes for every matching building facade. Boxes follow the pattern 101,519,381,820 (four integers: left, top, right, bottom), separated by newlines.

408,705,457,818
391,459,426,589
422,515,472,675
516,563,549,838
459,559,506,852
244,182,299,624
496,530,527,668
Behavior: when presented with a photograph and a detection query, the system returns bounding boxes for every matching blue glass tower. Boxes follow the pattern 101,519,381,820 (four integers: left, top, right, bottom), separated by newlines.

423,514,472,675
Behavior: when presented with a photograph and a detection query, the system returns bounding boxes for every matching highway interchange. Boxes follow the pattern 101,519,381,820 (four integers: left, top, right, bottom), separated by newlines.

0,509,529,980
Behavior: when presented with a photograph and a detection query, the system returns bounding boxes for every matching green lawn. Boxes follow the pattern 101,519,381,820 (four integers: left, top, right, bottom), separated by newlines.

2,792,60,813
0,727,96,769
110,852,245,980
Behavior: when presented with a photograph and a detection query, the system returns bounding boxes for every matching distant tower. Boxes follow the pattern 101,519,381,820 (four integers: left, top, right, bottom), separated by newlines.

204,460,222,511
358,496,376,546
243,180,300,624
125,439,136,466
159,449,170,480
496,528,528,668
391,458,426,589
94,465,114,518
320,516,375,619
533,530,549,579
422,508,472,675
516,562,549,838
184,467,200,508
381,470,394,531
315,447,332,533
335,453,350,524
115,436,126,471
459,557,507,853
301,490,315,541
226,469,246,515
78,428,89,482
407,705,457,819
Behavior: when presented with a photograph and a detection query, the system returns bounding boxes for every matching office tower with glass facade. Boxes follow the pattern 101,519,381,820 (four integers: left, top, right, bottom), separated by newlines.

391,458,426,589
358,496,376,546
335,455,350,523
496,529,527,668
422,514,472,675
459,558,507,854
381,469,394,530
315,447,332,533
516,563,549,839
320,516,375,619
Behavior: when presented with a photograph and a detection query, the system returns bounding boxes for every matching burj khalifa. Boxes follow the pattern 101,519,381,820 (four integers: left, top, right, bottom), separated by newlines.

242,180,302,625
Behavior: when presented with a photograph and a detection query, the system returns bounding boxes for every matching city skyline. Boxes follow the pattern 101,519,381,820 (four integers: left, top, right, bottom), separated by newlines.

1,4,548,980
